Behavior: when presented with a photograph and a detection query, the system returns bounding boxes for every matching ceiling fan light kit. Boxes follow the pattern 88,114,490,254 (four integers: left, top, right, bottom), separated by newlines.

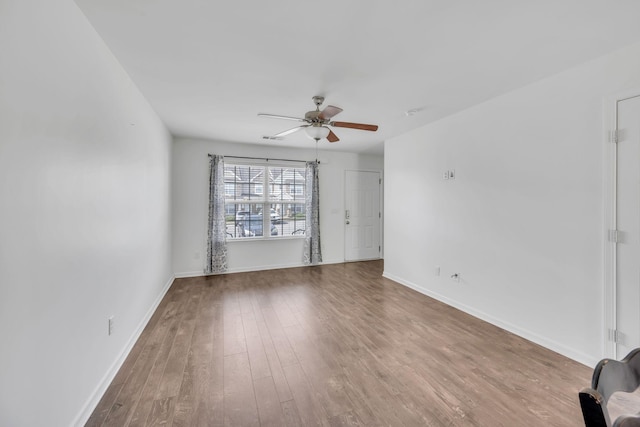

258,96,379,143
305,125,331,141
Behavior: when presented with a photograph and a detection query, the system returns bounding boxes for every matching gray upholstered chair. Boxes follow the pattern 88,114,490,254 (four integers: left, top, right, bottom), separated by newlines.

579,348,640,427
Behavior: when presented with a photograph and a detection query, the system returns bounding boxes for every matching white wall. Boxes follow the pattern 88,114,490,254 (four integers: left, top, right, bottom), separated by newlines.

384,41,640,367
0,2,173,426
172,138,383,275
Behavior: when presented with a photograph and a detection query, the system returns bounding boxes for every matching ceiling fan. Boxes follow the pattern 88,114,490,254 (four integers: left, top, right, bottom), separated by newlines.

258,96,378,143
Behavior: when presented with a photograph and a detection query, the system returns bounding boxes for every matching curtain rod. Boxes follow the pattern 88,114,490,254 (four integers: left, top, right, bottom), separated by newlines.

211,154,319,164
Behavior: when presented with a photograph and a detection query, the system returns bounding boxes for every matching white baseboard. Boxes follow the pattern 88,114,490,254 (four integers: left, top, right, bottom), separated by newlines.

175,270,206,278
73,274,175,427
174,263,303,277
382,271,598,368
175,258,346,278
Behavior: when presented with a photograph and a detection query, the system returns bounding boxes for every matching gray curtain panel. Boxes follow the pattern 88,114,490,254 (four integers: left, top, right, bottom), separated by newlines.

303,161,322,265
205,154,228,274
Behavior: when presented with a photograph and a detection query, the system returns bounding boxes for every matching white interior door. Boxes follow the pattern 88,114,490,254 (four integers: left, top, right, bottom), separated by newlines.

616,95,640,358
345,170,381,261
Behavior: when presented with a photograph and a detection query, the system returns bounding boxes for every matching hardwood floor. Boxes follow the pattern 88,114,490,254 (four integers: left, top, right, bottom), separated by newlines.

86,261,591,426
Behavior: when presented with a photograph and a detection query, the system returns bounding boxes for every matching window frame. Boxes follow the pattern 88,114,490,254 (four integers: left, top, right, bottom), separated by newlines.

224,162,306,241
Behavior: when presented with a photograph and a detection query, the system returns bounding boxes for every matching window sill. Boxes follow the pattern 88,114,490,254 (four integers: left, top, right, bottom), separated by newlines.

227,235,305,243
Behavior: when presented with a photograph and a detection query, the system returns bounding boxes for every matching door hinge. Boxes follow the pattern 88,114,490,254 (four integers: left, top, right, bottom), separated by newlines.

379,178,382,185
378,245,381,252
609,329,623,344
608,229,619,243
610,129,619,144
379,212,381,218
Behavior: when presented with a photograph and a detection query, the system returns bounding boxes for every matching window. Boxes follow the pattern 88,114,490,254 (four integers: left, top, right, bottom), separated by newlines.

224,183,234,197
224,163,307,239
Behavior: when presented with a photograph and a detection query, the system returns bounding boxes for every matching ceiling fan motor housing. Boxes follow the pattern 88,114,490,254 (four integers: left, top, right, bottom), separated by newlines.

305,110,322,122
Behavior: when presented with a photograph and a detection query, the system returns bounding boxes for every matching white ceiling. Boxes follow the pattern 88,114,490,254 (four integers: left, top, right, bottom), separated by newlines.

75,0,640,154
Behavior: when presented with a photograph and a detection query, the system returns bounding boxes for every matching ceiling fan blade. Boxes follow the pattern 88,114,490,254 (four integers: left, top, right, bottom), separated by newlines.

318,105,343,121
274,125,307,137
330,121,379,132
258,113,308,123
327,130,340,143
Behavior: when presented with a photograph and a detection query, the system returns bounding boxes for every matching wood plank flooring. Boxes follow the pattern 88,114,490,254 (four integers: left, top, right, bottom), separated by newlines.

86,260,591,426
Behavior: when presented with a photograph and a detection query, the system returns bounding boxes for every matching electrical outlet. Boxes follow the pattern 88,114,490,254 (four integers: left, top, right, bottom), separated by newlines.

108,316,114,336
443,171,449,180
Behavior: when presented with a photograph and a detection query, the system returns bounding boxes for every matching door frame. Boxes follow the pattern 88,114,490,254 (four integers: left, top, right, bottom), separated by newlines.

344,169,384,262
603,89,640,359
